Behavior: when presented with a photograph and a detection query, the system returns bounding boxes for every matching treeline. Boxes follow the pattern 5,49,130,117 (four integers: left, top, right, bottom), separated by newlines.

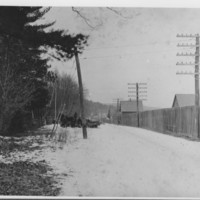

46,71,81,122
84,100,113,119
0,7,88,135
46,72,113,122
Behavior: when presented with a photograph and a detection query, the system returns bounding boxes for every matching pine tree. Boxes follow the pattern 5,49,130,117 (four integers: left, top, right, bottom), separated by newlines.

0,7,88,135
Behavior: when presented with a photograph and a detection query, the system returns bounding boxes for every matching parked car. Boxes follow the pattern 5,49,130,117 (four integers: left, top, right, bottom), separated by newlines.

86,119,100,128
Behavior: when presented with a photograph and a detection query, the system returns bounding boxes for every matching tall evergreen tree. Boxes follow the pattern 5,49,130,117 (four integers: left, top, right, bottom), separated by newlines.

0,7,88,135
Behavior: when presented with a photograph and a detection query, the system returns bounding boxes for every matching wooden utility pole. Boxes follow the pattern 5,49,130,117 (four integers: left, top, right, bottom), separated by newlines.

113,98,122,111
75,52,87,139
195,36,200,138
136,83,139,127
176,34,200,138
128,83,147,127
117,98,120,112
113,98,123,124
195,36,200,108
54,81,57,121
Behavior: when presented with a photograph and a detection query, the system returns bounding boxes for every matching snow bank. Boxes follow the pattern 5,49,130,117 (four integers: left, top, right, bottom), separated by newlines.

3,123,200,197
47,124,200,197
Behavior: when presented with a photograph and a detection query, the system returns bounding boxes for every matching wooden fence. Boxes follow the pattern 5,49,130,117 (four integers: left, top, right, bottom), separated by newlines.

121,112,138,127
118,106,199,139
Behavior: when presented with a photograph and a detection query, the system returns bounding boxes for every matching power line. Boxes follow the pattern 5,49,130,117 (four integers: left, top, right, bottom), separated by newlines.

128,82,147,127
176,33,200,138
84,39,194,51
80,49,178,60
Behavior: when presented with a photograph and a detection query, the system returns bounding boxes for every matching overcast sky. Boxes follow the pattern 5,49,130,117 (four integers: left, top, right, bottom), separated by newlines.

40,6,200,108
1,0,199,109
2,0,200,108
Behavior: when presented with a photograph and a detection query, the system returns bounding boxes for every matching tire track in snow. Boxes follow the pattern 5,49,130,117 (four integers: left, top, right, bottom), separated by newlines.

58,124,200,197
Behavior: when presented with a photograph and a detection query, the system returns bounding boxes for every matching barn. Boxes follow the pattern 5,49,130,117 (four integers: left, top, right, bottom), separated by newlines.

172,94,196,107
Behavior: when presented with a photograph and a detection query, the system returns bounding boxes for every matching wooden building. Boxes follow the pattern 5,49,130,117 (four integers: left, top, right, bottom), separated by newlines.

119,100,143,126
172,94,195,107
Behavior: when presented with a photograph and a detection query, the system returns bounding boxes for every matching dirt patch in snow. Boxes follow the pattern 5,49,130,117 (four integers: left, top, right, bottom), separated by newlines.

0,160,60,196
0,126,66,196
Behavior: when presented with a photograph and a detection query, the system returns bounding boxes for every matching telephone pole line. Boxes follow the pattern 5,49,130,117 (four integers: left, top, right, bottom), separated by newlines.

113,98,123,124
176,33,200,138
113,98,122,112
136,83,139,127
128,83,147,127
195,36,200,108
54,80,57,121
75,52,87,139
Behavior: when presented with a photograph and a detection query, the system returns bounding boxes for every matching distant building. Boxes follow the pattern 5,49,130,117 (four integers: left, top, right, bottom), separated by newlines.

172,94,196,107
119,100,143,126
120,100,143,113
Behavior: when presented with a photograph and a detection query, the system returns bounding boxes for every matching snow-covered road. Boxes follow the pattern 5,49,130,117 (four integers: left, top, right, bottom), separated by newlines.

44,124,200,197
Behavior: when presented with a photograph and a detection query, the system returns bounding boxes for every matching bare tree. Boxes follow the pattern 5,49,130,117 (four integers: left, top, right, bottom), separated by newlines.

47,72,81,119
71,7,136,29
106,7,134,19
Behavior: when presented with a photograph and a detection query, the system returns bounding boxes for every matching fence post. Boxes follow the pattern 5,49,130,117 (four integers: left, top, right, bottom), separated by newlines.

193,106,199,139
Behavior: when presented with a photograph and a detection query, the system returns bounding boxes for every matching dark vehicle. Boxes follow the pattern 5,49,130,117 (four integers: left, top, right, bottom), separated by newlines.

86,119,100,128
60,114,81,128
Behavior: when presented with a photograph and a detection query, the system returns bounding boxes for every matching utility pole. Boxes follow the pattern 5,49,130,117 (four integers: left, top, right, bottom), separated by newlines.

136,83,139,127
128,83,147,127
176,33,200,138
75,52,87,139
195,36,200,108
113,98,123,111
54,80,57,121
113,98,123,124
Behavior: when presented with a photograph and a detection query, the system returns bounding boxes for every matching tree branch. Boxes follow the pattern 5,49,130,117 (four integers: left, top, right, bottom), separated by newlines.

72,7,103,29
106,7,133,19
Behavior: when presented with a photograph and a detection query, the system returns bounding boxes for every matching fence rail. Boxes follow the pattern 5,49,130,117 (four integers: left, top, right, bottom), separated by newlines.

114,106,199,139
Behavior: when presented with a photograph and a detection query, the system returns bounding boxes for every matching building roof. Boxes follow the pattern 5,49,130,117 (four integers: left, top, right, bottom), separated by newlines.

172,94,196,107
120,100,143,112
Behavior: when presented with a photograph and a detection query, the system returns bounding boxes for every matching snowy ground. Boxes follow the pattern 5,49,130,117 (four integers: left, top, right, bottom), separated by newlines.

42,124,200,197
3,123,200,197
